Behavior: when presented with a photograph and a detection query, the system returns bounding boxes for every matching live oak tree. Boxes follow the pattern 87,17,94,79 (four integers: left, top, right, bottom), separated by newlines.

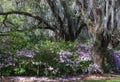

74,0,120,72
0,0,86,41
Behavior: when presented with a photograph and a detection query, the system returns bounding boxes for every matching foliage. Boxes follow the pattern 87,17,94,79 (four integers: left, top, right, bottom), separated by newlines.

0,35,92,76
105,49,120,73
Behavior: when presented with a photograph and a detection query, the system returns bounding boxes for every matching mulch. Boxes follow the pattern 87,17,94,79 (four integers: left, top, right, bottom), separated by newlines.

0,74,120,82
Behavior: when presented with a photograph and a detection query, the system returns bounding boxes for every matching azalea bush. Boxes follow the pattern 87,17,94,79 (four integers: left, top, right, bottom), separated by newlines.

0,38,92,76
0,31,119,76
0,54,15,75
106,50,120,73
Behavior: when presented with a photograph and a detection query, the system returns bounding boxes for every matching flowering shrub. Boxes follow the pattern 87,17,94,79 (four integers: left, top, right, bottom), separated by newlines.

84,63,102,74
1,35,119,76
0,41,93,76
76,44,92,61
106,51,120,73
0,53,15,75
58,44,93,75
32,41,78,76
16,48,35,58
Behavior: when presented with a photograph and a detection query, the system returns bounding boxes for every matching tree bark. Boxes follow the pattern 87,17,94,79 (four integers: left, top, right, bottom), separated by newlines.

91,32,110,73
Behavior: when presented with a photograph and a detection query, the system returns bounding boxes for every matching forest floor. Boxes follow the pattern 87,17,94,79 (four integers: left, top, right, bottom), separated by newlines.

0,74,120,82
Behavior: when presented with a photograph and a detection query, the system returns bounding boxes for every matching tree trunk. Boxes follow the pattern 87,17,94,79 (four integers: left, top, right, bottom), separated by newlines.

91,33,110,73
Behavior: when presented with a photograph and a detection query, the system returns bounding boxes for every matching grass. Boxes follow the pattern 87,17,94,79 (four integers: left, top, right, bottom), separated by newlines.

84,77,120,82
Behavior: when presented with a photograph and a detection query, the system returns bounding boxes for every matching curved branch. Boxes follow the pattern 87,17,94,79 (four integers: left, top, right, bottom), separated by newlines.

3,15,8,26
0,11,55,31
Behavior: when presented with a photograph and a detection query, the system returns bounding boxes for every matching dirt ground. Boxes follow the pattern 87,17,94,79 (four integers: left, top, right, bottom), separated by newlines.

0,74,120,82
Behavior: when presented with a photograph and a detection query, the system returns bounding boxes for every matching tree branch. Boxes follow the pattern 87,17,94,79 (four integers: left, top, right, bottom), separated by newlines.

3,15,8,26
0,11,55,31
60,0,73,36
76,0,96,34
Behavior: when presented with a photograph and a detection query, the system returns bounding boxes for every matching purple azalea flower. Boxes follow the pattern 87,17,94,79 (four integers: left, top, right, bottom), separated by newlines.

16,49,35,58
